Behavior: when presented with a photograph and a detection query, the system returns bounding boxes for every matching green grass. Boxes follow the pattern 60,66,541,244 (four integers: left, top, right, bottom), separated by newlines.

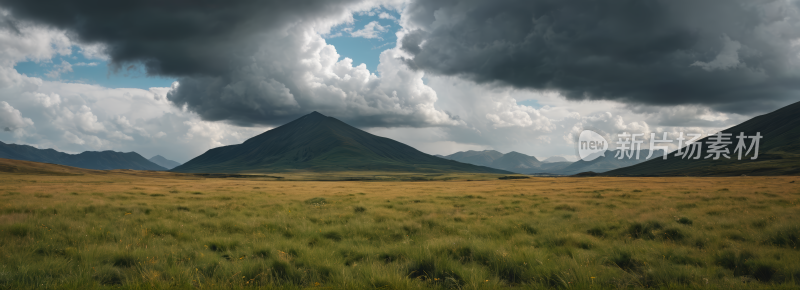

0,174,799,289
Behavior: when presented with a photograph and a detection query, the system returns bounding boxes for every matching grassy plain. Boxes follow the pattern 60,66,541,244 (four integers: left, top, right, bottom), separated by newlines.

1,170,799,289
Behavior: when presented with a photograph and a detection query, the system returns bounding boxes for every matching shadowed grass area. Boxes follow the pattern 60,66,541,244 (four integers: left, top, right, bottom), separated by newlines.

0,173,799,289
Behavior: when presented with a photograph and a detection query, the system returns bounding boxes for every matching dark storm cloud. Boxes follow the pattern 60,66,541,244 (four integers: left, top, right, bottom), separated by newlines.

0,0,461,128
401,0,800,114
0,0,359,77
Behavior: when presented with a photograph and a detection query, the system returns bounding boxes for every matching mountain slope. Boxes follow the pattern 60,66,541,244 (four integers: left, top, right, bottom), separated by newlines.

543,156,569,163
490,151,542,172
171,112,509,174
149,155,181,169
605,100,800,176
555,150,658,175
442,150,504,167
0,141,166,171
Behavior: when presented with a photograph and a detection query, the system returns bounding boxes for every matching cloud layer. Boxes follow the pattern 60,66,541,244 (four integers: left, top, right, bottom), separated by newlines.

1,0,461,127
0,0,789,161
400,0,800,114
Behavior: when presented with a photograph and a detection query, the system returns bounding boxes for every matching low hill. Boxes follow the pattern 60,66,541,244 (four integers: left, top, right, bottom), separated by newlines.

0,158,101,175
605,100,800,176
149,155,181,169
171,112,510,174
0,141,166,171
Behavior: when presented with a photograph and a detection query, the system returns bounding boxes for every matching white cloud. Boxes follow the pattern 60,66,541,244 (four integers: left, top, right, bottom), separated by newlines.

0,101,33,131
378,12,397,21
74,62,98,66
349,21,387,39
62,131,84,145
77,43,108,60
45,60,72,78
108,130,133,141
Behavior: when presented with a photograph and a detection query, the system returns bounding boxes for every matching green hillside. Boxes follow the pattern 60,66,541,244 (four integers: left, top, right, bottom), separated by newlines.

171,112,510,174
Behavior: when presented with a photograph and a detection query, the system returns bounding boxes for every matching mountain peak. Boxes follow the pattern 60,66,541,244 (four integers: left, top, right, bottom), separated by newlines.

306,111,326,118
291,111,330,125
148,155,181,170
171,113,509,174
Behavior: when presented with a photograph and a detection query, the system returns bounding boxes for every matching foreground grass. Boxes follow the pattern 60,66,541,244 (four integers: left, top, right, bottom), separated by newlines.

0,173,799,289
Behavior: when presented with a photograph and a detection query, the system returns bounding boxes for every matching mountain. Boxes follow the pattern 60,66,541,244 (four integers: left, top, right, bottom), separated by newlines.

605,100,800,176
441,150,550,173
149,155,181,169
443,150,504,167
521,162,573,174
0,141,166,171
543,156,569,163
489,151,542,172
171,112,510,174
440,150,539,172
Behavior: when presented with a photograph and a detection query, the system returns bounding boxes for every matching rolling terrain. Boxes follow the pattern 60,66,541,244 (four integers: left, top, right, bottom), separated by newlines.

172,112,509,174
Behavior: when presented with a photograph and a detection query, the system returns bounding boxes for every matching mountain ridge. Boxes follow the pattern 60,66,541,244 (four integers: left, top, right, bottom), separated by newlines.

0,141,166,171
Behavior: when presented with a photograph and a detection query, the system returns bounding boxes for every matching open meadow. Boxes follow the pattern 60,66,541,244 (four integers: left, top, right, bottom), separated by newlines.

1,171,799,289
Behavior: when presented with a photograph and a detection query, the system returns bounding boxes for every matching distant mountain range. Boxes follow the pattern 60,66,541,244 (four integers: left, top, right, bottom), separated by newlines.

5,99,796,176
171,112,510,174
0,141,166,171
605,100,800,176
148,155,181,169
440,149,659,175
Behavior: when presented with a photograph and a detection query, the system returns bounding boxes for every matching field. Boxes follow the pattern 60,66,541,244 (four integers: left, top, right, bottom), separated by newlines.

1,171,799,289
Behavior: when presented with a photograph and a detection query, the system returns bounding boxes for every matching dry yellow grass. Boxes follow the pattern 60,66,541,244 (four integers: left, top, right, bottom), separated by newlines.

1,170,799,289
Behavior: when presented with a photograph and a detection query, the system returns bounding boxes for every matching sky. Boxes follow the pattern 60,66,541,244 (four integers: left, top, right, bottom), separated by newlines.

0,0,798,163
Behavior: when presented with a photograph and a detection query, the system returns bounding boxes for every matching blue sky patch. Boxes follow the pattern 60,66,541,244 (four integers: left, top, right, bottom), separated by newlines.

325,9,401,75
516,99,543,109
14,46,175,90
